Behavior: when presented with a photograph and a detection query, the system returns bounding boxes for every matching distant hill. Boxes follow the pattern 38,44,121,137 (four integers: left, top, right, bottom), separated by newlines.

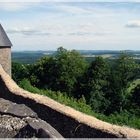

12,50,140,64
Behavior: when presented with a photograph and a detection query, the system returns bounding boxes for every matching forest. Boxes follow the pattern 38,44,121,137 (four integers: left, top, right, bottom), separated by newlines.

12,47,140,129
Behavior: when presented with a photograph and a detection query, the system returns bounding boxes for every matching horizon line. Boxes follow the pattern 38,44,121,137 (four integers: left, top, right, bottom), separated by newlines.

12,49,140,52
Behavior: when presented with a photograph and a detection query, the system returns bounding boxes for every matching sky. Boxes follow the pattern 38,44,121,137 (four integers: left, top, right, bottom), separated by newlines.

0,1,140,51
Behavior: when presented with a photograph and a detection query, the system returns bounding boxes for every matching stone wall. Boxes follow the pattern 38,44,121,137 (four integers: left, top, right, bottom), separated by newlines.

0,98,63,138
0,48,11,76
0,65,140,138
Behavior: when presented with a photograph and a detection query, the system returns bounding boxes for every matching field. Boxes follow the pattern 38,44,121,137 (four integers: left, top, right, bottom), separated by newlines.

12,50,140,64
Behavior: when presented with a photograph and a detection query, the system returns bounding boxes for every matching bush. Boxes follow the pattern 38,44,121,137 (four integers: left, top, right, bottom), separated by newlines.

19,79,140,130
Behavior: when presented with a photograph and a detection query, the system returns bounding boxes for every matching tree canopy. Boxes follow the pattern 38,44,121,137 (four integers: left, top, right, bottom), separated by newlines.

12,48,140,117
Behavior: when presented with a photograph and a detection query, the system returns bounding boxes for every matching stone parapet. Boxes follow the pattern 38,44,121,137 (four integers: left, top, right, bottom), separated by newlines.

0,65,140,138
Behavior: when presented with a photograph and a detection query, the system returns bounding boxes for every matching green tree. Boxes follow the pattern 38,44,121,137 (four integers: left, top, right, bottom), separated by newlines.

106,53,139,114
28,56,51,87
115,53,139,87
132,84,140,106
12,62,29,83
79,57,110,113
121,83,140,116
30,47,88,95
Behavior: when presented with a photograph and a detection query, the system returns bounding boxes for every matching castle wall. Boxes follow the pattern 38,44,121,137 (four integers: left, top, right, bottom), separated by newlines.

0,65,140,138
0,48,11,76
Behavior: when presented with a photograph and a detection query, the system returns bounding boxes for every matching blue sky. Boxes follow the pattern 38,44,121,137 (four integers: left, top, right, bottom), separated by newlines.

0,1,140,50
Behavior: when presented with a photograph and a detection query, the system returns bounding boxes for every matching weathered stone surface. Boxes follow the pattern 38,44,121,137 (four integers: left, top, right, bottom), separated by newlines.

0,98,38,118
0,115,26,137
0,98,63,138
0,24,12,76
0,48,11,76
16,117,64,138
26,118,63,138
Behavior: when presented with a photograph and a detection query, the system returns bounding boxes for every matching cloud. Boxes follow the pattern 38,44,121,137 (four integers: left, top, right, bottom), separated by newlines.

68,32,91,36
0,3,33,11
126,20,140,28
65,23,112,36
1,0,140,2
68,31,110,36
0,2,92,14
7,27,51,36
0,0,45,2
6,22,112,38
54,4,91,15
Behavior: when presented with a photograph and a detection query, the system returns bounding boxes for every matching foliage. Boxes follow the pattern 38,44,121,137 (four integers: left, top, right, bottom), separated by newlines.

19,79,140,130
127,79,140,93
77,57,111,113
29,47,88,95
130,84,140,115
12,62,29,83
105,53,139,114
132,84,140,106
19,79,92,114
12,48,140,129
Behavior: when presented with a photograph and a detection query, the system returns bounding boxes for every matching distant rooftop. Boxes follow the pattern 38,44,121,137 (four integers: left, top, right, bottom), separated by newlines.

0,24,12,47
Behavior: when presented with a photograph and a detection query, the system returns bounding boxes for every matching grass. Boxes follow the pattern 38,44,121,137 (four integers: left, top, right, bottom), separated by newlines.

19,79,140,130
127,79,140,93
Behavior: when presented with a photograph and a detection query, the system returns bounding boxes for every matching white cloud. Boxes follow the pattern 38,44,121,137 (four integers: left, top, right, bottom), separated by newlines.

1,0,140,2
2,2,140,50
5,19,112,38
0,2,33,11
126,20,140,28
0,0,44,2
55,5,91,14
68,31,111,36
7,27,51,36
0,2,92,13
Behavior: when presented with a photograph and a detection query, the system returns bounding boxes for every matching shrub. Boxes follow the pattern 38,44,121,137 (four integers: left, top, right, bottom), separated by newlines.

19,79,140,130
